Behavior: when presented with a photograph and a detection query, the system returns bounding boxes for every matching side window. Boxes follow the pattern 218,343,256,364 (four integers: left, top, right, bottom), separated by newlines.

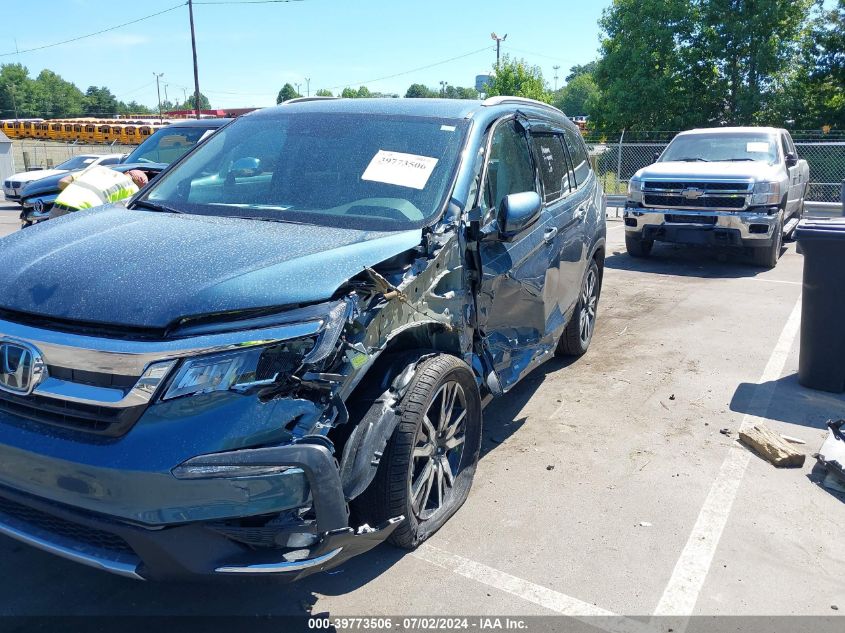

781,133,796,157
529,132,571,203
562,128,591,187
482,120,536,222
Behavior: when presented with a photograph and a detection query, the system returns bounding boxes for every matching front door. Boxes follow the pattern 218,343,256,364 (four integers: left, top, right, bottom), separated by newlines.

475,118,560,392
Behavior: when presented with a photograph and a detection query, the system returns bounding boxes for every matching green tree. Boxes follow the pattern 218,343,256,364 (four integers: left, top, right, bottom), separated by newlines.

32,69,85,118
553,72,600,116
84,86,119,116
444,85,478,99
405,83,437,98
315,89,333,96
0,63,36,118
276,83,300,103
565,61,598,83
180,92,211,111
484,55,552,103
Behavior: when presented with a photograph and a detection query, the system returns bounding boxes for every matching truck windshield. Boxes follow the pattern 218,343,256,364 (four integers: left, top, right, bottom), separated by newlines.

660,133,778,164
124,126,217,166
142,112,468,231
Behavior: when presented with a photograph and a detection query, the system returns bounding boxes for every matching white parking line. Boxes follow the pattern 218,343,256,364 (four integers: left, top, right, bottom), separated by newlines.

413,544,653,633
653,298,802,621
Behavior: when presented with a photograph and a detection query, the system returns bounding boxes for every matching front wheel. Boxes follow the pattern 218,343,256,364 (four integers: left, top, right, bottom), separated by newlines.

626,233,653,258
356,354,482,549
753,216,783,269
556,259,601,357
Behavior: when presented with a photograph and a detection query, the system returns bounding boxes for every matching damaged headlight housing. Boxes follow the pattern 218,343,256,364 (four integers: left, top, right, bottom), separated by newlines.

163,341,313,400
751,181,780,206
627,178,643,203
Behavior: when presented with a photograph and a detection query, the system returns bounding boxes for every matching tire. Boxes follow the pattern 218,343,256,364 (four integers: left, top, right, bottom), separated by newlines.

753,216,783,269
355,354,482,549
625,233,653,258
556,259,601,357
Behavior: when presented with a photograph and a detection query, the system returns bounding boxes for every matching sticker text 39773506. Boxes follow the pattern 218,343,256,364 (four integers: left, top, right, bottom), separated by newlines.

361,150,439,190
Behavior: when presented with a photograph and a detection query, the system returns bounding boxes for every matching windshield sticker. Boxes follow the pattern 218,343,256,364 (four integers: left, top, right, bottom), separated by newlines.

746,142,770,153
440,125,456,132
82,159,95,164
362,150,439,190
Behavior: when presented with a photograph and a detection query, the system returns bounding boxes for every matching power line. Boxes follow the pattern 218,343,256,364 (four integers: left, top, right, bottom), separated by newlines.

328,46,494,91
501,44,580,65
0,3,186,57
193,0,305,4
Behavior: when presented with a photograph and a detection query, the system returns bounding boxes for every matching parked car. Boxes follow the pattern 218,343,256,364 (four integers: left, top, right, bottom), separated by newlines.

623,127,810,268
17,118,230,227
3,153,124,203
0,97,605,580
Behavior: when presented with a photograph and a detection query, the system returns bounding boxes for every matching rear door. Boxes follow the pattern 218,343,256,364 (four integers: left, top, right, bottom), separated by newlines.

475,117,559,392
526,124,582,331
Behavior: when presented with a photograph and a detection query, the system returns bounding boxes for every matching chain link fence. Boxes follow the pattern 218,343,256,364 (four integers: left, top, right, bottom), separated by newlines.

586,132,845,203
10,140,136,173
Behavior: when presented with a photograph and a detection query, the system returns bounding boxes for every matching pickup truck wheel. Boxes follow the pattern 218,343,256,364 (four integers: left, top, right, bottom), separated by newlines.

356,354,482,549
625,233,653,258
556,259,601,357
753,217,783,269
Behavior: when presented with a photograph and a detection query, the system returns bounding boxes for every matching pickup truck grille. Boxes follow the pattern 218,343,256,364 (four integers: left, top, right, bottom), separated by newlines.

0,391,144,437
644,193,746,210
642,180,751,211
665,214,718,225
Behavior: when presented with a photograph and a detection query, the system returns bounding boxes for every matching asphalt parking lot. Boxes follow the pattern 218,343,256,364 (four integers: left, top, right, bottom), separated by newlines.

0,203,843,625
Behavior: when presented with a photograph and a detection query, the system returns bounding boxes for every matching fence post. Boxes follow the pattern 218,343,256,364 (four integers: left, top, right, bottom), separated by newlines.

616,128,625,189
841,180,845,216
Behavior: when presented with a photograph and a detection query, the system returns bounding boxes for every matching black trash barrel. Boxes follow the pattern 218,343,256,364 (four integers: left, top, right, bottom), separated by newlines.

796,218,845,393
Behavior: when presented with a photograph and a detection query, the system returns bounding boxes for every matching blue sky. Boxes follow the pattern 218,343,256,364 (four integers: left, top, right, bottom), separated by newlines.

1,0,609,109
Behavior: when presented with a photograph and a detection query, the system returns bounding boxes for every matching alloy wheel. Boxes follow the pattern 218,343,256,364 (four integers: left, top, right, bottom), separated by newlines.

579,268,598,345
409,380,467,519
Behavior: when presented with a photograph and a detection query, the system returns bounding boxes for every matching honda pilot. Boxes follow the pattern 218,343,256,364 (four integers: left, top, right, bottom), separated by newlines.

0,97,605,579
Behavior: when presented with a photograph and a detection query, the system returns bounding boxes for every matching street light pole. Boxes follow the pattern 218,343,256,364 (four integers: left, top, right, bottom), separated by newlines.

188,0,202,119
490,32,507,68
553,65,560,91
305,77,311,97
295,83,301,96
153,72,164,123
439,81,447,97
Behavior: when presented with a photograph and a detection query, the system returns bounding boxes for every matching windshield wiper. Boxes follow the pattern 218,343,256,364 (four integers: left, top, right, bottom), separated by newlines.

674,157,710,162
723,158,755,162
236,216,311,226
133,200,184,214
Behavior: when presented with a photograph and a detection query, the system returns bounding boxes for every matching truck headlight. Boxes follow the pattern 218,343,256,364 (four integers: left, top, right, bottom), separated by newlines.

627,178,643,203
751,182,780,206
163,340,313,401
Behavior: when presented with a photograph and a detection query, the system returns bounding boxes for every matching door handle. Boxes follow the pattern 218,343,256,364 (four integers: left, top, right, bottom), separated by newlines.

543,227,558,243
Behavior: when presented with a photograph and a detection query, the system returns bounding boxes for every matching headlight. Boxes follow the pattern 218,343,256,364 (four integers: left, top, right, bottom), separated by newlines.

627,178,643,203
751,181,780,206
163,340,313,401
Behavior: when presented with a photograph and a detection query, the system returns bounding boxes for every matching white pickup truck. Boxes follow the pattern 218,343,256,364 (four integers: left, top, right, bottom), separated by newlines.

623,127,810,268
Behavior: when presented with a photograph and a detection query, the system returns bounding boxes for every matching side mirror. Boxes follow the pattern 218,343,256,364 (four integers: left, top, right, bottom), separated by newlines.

497,191,542,239
229,157,261,178
785,152,798,168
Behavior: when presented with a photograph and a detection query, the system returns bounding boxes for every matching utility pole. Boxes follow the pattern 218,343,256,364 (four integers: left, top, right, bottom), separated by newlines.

553,65,560,91
182,88,188,108
163,83,169,109
295,82,301,96
490,32,507,68
440,81,447,97
7,85,18,120
153,72,164,123
305,77,311,97
188,0,202,119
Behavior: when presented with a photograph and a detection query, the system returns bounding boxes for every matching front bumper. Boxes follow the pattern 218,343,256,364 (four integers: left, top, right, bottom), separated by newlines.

624,207,780,247
0,440,401,580
3,187,21,201
20,193,58,224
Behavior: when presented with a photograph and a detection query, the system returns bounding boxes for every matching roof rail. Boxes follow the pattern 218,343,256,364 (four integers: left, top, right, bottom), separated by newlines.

481,96,562,113
282,96,341,105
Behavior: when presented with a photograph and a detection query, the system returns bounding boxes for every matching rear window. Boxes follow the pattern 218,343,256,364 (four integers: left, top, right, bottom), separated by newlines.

562,129,590,186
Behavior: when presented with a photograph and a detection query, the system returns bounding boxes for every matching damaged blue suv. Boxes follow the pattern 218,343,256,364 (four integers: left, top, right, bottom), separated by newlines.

0,97,605,580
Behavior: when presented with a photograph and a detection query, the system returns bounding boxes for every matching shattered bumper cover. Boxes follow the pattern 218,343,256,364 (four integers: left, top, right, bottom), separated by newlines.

0,441,402,580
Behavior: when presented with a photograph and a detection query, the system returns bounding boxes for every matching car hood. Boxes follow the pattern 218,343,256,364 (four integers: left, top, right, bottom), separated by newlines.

0,206,422,330
9,169,68,184
634,161,781,182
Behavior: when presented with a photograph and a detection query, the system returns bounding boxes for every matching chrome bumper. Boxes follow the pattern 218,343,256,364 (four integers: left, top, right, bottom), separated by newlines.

624,207,780,242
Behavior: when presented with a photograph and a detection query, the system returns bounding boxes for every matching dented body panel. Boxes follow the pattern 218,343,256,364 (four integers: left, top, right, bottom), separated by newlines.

0,98,604,579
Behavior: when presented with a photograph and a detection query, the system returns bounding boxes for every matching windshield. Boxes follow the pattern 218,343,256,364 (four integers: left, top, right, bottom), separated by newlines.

123,126,218,165
660,133,778,164
55,155,99,170
142,113,468,231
